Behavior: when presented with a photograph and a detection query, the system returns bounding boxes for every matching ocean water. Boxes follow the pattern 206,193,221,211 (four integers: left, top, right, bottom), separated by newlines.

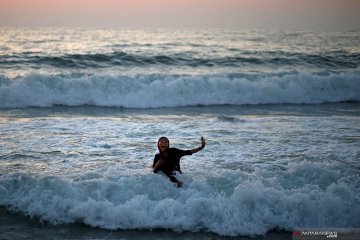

0,28,360,239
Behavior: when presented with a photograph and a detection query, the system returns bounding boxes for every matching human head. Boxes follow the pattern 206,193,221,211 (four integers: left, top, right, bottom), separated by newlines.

157,136,169,152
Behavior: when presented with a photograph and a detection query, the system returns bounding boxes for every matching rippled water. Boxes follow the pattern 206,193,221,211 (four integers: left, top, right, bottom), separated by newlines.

1,28,359,76
1,104,360,236
0,28,359,238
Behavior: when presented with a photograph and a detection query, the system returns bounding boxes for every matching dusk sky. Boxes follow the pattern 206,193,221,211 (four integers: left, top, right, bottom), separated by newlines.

1,0,359,28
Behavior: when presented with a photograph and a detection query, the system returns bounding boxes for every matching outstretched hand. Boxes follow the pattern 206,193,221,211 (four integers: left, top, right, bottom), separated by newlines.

200,136,206,149
190,136,206,154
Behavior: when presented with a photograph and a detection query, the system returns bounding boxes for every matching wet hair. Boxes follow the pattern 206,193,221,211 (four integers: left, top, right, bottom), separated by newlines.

157,136,169,152
157,136,182,174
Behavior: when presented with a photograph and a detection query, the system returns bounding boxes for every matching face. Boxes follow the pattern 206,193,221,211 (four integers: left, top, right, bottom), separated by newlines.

158,138,169,152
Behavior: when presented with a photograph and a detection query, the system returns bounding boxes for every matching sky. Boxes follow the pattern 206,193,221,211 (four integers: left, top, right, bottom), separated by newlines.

0,0,359,29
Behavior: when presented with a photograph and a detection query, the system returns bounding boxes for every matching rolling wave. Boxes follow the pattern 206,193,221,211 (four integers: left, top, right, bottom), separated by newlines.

1,160,359,236
0,70,359,108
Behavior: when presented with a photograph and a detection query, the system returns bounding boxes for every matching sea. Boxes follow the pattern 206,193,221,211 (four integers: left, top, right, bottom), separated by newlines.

0,28,360,240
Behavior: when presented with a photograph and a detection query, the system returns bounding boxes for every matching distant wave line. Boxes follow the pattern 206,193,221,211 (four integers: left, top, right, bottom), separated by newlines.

1,51,358,69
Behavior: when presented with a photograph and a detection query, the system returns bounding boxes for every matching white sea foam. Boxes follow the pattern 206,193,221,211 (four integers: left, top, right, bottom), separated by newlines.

1,160,359,236
0,70,359,108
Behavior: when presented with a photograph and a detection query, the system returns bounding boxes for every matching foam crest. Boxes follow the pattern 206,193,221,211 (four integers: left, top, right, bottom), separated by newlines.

1,160,359,237
0,70,359,108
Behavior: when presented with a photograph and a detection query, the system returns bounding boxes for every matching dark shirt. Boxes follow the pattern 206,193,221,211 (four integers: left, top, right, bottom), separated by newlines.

153,148,192,175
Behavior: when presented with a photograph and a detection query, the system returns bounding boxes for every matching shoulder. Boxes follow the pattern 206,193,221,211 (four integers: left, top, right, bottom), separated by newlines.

154,153,161,159
169,148,181,153
169,148,192,156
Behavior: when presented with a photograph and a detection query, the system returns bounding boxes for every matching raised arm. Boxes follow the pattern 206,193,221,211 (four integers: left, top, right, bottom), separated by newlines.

190,136,206,154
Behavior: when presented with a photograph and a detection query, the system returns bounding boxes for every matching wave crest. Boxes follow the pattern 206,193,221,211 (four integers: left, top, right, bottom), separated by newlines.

1,160,359,236
0,71,359,108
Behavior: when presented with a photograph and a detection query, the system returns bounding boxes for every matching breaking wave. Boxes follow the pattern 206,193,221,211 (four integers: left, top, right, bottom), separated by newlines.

0,160,359,236
0,70,359,108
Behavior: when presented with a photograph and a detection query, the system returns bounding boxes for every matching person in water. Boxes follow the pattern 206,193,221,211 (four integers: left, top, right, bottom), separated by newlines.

153,136,206,187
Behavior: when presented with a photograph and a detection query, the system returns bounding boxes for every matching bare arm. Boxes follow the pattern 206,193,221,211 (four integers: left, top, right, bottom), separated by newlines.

190,136,206,154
